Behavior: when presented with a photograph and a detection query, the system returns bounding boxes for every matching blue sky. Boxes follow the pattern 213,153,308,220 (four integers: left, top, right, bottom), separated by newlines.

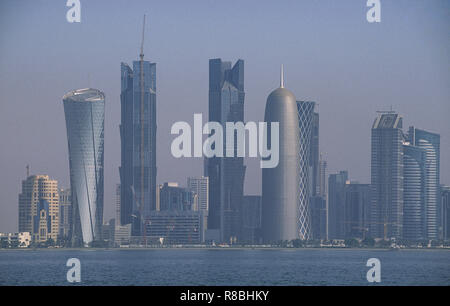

0,0,449,231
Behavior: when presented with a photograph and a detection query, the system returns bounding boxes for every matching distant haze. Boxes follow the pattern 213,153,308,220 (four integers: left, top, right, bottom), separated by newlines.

0,0,448,232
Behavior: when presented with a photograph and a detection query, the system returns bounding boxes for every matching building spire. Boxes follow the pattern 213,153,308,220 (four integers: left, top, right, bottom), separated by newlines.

139,14,146,61
280,64,284,88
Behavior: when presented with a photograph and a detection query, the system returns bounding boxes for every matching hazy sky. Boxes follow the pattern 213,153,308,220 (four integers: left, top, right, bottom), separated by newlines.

0,0,449,232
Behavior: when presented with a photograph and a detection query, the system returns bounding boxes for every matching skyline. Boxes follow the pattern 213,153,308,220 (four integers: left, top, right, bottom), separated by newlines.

1,0,449,232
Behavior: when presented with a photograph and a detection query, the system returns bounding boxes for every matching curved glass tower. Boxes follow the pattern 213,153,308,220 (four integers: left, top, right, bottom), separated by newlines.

262,68,301,242
403,144,425,240
63,88,105,246
408,127,440,239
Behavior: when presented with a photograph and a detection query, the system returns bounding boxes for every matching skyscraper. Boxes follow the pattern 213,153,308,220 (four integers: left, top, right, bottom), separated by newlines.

296,101,315,240
407,127,440,239
370,112,404,239
205,58,245,243
328,171,348,239
63,88,105,246
120,38,157,236
262,67,302,242
402,143,426,240
18,174,60,243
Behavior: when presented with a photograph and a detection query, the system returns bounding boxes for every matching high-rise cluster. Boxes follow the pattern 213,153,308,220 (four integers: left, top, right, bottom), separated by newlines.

370,112,441,240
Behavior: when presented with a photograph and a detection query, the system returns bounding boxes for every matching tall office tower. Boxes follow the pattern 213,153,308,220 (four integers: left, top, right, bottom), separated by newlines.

344,183,371,239
205,58,245,243
262,67,301,242
328,171,348,239
407,127,440,239
402,143,426,240
310,111,320,197
296,101,315,240
242,196,262,244
63,88,105,246
120,44,157,236
188,177,209,228
441,186,450,239
370,112,404,239
115,184,121,227
18,174,59,243
59,188,72,240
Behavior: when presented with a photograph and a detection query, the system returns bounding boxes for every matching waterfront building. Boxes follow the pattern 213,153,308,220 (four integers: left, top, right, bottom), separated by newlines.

18,174,59,243
262,67,302,242
63,88,105,246
204,58,245,243
370,112,404,239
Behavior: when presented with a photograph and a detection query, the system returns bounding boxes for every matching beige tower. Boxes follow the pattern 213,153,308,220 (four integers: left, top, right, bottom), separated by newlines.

18,174,60,243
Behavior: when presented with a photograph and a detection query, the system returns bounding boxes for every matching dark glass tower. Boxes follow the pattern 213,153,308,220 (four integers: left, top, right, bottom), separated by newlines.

328,171,348,239
370,112,404,239
205,58,245,243
120,57,157,236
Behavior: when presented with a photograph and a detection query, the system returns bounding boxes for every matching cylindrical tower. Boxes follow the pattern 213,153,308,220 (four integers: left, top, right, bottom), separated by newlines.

63,88,105,246
262,70,301,243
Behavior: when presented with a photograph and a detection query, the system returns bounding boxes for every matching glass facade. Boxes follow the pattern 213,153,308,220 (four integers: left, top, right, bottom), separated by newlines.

63,88,105,246
328,171,348,239
408,127,440,239
403,144,426,240
370,113,404,239
205,58,245,243
120,59,157,237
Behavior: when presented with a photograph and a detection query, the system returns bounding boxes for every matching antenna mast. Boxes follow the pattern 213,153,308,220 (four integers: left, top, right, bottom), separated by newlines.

140,14,146,61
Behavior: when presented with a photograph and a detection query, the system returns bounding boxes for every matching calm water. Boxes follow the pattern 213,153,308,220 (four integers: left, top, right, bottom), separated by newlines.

0,248,449,286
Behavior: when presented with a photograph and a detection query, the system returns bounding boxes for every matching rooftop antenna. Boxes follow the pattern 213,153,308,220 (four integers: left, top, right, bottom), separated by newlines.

140,14,146,61
26,164,29,177
280,64,284,88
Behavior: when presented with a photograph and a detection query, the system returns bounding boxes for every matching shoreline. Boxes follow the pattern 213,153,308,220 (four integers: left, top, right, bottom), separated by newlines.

1,246,449,252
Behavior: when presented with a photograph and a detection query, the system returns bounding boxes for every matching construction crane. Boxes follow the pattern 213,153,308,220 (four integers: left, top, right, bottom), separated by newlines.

343,219,400,241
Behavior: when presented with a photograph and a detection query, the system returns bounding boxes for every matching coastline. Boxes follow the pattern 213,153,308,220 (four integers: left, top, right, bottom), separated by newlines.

1,246,449,252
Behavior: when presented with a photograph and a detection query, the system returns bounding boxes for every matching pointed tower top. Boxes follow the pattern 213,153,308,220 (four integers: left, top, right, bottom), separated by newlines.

280,64,284,88
139,14,146,61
